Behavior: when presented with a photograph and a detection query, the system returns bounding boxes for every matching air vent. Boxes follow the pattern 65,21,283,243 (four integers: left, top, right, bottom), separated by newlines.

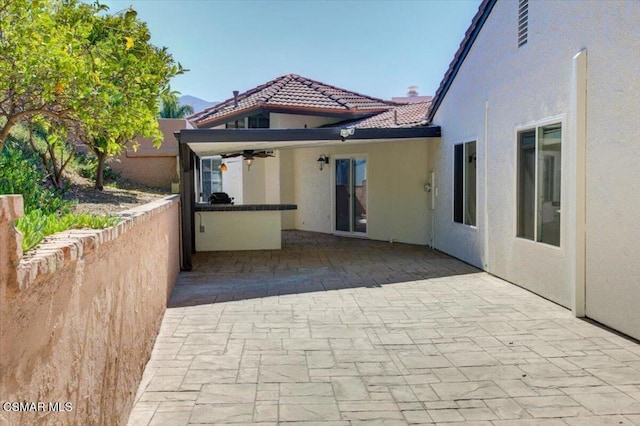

518,0,528,47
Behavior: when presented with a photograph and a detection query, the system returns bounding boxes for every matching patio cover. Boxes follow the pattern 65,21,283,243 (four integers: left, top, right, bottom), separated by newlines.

175,125,441,270
175,126,440,157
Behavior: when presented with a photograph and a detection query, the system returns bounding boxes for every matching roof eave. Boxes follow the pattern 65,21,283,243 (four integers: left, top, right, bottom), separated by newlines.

177,126,441,144
193,105,390,129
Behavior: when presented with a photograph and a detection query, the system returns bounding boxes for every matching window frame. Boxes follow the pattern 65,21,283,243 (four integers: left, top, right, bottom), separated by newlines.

224,113,270,129
514,116,564,248
452,140,477,227
199,155,223,202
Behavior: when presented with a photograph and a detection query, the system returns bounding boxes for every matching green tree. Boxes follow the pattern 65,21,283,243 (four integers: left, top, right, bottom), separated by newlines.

77,8,185,190
0,0,99,151
159,89,194,118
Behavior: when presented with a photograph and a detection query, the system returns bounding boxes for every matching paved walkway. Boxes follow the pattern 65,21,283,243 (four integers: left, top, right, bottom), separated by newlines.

128,231,640,425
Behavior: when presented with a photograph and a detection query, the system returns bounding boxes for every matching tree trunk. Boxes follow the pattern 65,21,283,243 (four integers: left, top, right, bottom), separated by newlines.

94,149,106,191
0,116,18,152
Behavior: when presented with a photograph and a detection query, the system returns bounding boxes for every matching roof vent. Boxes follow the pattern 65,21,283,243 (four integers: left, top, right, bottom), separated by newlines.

233,90,239,107
407,86,419,97
518,0,528,47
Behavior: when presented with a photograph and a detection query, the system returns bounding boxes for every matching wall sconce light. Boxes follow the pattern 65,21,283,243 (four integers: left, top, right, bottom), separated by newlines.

219,163,228,172
317,154,329,171
244,157,254,170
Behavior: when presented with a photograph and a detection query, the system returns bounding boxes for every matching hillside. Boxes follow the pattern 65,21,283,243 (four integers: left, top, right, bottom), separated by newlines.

178,95,216,113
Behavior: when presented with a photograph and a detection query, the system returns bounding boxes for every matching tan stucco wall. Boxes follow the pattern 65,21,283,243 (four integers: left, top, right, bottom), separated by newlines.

195,210,282,251
110,119,190,190
278,149,296,229
280,138,434,245
0,195,180,426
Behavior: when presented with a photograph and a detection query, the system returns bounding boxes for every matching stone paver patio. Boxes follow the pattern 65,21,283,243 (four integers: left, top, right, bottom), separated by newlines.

128,231,640,425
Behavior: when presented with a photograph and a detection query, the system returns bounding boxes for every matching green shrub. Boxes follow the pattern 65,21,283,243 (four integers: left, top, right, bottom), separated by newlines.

0,138,67,215
2,136,120,253
16,210,119,252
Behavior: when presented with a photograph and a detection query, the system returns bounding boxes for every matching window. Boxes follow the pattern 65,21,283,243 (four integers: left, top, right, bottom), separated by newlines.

224,113,270,129
225,119,246,129
517,123,562,246
518,0,528,47
200,156,223,201
248,113,270,128
454,141,477,226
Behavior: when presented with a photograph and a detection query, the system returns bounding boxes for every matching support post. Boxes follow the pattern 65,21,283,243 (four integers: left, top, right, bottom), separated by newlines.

571,49,587,317
179,140,194,271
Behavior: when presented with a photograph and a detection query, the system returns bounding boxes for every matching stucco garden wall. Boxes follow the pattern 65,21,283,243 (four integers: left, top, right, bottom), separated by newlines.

0,194,180,426
110,119,190,191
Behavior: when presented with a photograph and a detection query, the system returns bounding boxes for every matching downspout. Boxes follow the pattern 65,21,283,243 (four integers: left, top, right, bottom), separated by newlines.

572,49,587,317
483,100,490,271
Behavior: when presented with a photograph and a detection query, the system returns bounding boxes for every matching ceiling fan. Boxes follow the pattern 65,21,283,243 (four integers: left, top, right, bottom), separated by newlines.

220,149,274,159
220,150,274,170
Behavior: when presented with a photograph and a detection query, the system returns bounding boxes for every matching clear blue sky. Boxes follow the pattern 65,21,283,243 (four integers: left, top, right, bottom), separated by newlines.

101,0,481,103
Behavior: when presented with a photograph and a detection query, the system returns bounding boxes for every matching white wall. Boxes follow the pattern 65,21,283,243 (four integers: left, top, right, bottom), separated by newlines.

432,0,640,339
285,139,434,245
581,2,640,340
222,158,244,204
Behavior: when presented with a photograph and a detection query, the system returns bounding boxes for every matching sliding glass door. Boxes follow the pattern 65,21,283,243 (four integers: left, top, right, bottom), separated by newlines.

335,157,367,235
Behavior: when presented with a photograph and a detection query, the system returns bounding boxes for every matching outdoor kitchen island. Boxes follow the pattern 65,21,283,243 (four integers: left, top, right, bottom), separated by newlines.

194,203,297,251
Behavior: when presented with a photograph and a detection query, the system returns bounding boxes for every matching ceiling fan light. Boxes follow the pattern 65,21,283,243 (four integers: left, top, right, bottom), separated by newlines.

244,157,254,170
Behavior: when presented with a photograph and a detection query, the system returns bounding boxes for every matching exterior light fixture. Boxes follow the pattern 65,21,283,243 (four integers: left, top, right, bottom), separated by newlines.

340,127,355,142
219,163,228,172
317,154,329,171
244,157,254,170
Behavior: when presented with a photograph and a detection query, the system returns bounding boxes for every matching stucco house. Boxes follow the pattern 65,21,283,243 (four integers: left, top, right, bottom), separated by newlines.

427,0,640,340
177,74,439,255
176,0,639,341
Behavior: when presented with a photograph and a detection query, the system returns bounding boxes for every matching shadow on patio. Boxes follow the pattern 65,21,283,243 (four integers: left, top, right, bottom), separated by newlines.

169,230,479,308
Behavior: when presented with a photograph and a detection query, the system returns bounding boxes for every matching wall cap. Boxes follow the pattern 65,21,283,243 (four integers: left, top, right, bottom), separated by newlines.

0,195,24,222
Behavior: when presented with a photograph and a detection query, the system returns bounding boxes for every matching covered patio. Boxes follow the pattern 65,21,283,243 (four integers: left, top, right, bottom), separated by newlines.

176,126,440,270
128,231,640,425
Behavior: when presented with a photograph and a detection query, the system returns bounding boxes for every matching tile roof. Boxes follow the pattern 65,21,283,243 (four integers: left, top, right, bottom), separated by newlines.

427,0,497,123
344,101,431,129
189,74,397,127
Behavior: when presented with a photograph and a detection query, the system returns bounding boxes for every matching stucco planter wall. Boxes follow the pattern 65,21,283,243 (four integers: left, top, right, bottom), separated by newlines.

0,195,180,425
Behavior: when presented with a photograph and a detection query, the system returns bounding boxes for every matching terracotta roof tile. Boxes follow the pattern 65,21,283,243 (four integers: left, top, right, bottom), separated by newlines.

345,101,431,129
189,74,397,127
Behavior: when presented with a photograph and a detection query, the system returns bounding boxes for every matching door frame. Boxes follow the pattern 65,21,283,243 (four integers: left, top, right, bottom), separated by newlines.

331,153,369,238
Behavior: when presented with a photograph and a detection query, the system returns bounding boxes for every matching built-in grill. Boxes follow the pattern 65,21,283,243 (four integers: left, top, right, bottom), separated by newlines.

209,192,234,205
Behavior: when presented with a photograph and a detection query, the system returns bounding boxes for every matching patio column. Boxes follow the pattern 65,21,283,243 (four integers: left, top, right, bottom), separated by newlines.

179,141,195,270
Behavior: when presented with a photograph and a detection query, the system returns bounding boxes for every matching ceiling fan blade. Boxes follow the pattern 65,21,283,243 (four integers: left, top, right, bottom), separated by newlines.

221,152,242,158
